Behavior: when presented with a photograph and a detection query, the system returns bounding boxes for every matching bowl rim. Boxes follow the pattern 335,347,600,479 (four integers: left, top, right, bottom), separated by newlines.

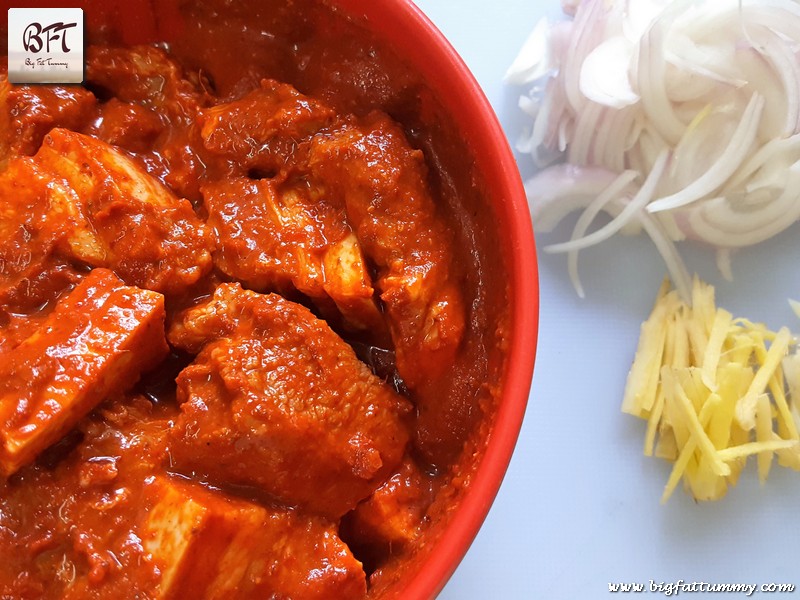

3,0,540,593
330,0,540,597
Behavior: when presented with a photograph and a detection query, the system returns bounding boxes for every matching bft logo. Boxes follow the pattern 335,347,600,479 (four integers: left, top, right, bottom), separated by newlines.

8,8,84,84
22,21,78,54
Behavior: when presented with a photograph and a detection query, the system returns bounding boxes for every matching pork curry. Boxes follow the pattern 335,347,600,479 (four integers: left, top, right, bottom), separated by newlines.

0,1,511,597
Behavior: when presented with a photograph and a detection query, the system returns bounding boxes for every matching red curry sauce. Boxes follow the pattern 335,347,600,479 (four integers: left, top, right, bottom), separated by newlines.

0,1,511,597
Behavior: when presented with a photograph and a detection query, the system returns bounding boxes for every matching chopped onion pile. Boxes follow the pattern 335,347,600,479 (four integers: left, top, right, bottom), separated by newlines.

508,0,800,300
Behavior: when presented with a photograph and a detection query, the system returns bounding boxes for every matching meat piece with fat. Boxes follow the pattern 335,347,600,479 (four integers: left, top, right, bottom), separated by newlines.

141,477,367,599
202,175,384,333
0,157,79,309
199,78,336,176
342,456,435,557
0,128,214,296
200,81,466,377
85,45,214,200
167,283,411,517
308,111,466,388
0,77,97,161
85,45,208,127
0,268,168,476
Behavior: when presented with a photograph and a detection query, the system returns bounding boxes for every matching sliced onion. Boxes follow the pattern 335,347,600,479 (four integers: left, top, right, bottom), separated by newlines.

638,210,692,302
526,164,621,231
726,133,800,189
545,149,669,253
563,170,639,297
687,162,800,247
663,31,746,93
716,248,734,282
563,0,610,112
637,5,687,145
580,36,640,108
510,0,800,297
647,93,765,213
505,17,553,85
747,24,800,137
597,107,636,172
568,100,604,165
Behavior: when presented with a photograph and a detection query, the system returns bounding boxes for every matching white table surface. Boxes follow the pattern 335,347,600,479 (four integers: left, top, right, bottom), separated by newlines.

412,1,800,599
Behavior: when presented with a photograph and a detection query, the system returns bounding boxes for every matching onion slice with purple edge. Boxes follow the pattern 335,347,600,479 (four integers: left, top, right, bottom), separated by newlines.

509,0,800,301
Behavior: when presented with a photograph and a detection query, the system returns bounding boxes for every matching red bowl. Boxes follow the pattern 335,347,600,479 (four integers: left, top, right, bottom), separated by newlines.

2,0,538,596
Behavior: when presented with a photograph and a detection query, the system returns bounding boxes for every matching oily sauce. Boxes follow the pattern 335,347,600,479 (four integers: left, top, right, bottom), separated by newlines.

0,0,511,597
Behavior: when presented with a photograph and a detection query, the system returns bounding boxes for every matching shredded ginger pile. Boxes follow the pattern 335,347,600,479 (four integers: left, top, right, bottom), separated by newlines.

624,277,800,502
508,0,800,301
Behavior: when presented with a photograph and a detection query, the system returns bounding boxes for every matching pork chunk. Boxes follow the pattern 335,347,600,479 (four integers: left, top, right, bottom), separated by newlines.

199,78,336,176
0,268,168,476
167,283,411,517
308,111,466,388
87,98,165,153
343,457,434,556
85,45,214,200
10,129,213,293
0,157,82,315
4,82,97,159
141,477,367,600
0,157,73,307
202,176,383,332
86,45,208,126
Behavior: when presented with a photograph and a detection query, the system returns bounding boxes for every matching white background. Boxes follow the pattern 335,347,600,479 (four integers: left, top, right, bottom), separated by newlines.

411,1,800,599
